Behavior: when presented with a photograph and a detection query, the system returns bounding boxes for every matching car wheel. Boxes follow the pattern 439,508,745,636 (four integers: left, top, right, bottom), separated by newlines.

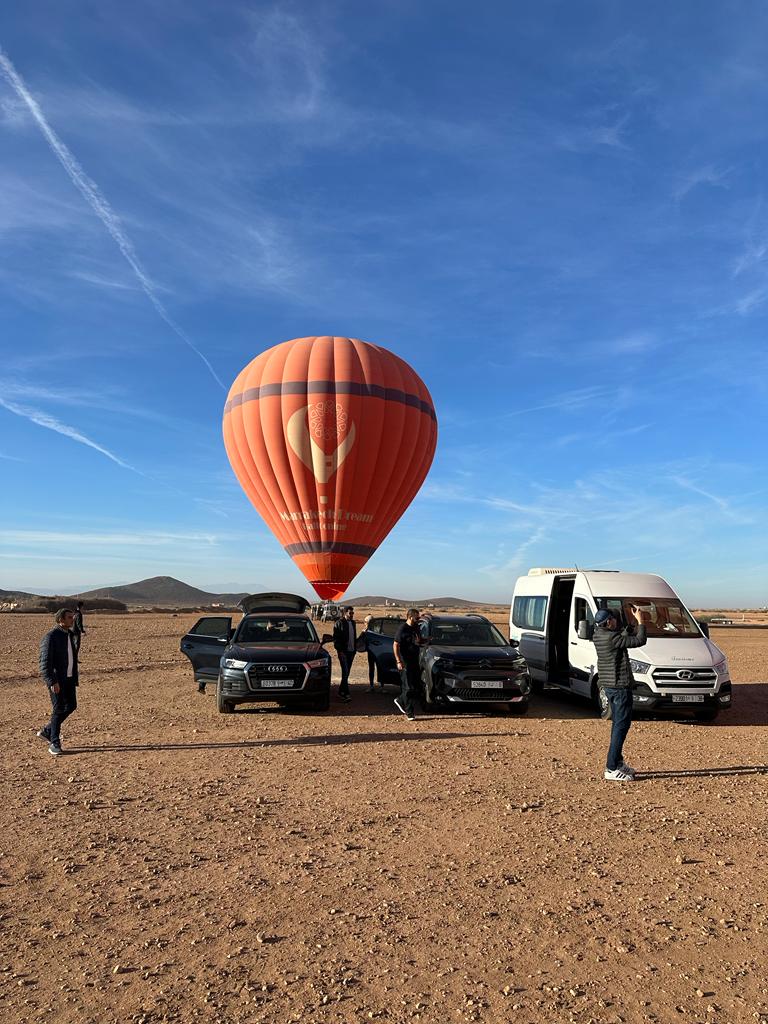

694,707,718,722
312,690,331,712
216,678,234,714
507,698,529,715
595,685,612,720
421,672,436,709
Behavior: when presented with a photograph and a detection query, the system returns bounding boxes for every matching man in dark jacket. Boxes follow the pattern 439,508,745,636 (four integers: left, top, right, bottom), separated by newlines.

393,608,423,721
72,601,86,652
38,608,79,756
332,606,357,702
593,605,647,781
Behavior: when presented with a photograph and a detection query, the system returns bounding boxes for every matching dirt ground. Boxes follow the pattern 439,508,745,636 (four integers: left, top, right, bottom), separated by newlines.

1,611,766,1024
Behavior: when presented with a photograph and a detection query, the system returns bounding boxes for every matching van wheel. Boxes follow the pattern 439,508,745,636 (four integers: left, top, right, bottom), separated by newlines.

507,699,529,716
530,678,544,694
595,685,612,720
694,707,718,722
216,679,234,714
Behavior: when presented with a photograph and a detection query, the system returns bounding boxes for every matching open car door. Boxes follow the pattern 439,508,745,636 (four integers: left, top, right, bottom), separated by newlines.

180,615,232,685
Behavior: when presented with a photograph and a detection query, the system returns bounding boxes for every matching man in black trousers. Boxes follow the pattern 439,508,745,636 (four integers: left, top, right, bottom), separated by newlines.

393,608,423,721
332,606,357,702
37,608,79,756
72,601,86,652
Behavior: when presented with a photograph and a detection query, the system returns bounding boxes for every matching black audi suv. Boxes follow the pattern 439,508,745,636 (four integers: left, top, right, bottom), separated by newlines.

180,593,332,713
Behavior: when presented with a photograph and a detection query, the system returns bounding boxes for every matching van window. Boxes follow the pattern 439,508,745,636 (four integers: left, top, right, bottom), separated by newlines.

574,598,594,630
512,596,547,631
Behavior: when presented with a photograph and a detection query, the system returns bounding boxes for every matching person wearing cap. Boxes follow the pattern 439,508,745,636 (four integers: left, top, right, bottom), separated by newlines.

592,605,647,781
332,606,357,702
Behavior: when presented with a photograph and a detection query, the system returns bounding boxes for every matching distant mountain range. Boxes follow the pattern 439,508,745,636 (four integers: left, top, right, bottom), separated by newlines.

345,595,503,608
1,577,503,611
76,576,250,607
1,576,251,609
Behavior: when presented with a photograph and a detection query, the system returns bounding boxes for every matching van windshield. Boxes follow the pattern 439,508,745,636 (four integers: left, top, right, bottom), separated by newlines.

600,598,701,638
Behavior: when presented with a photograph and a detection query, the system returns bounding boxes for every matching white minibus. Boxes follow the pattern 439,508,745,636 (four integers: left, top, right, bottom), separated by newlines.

509,568,732,720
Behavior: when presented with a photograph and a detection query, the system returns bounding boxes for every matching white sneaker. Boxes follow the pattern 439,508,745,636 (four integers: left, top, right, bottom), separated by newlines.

620,761,636,776
604,767,634,782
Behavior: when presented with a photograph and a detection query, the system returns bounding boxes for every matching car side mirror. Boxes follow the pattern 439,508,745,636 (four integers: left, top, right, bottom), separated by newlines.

321,633,334,644
577,620,594,640
228,628,235,640
698,621,710,639
508,638,519,648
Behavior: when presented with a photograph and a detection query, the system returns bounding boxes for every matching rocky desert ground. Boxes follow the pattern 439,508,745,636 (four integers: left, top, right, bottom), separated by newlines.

1,610,766,1024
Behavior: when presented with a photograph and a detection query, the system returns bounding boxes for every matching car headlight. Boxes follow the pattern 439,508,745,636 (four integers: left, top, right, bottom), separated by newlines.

306,658,329,669
629,659,651,675
714,659,729,677
222,658,248,669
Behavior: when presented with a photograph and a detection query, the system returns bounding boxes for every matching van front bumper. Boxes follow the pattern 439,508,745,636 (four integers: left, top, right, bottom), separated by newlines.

631,680,732,712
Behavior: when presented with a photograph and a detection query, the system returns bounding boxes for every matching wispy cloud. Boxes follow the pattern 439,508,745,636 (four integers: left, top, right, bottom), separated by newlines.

557,112,631,153
0,529,219,546
478,526,548,582
0,395,137,471
671,475,753,524
673,164,731,203
0,45,224,389
501,385,633,419
613,331,658,353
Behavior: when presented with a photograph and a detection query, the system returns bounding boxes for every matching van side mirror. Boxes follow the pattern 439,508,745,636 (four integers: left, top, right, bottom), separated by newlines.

321,633,334,644
697,621,710,639
577,620,594,641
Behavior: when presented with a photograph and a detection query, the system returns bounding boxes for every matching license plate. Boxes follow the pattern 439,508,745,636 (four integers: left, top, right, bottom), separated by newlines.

471,680,499,689
260,679,289,688
672,694,704,703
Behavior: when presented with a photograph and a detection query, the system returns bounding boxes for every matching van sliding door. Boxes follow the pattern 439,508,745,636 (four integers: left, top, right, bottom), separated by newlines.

513,595,549,681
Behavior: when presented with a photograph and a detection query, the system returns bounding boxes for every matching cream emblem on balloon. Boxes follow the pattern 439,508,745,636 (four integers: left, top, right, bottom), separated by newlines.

286,402,356,482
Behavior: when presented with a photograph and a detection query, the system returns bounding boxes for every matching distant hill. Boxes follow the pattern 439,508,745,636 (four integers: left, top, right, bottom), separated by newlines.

77,576,248,607
0,587,38,604
346,595,505,608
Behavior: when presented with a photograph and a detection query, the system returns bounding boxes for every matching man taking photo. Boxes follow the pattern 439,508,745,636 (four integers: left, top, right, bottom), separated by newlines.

592,604,647,781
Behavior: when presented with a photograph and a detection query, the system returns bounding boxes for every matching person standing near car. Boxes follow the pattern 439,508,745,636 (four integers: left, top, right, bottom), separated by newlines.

332,606,357,702
360,614,379,691
593,605,647,782
393,608,423,721
37,608,79,756
72,601,86,652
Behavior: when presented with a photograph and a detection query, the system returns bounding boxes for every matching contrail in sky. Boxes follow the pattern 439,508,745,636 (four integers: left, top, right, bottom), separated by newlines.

0,45,225,390
0,396,138,472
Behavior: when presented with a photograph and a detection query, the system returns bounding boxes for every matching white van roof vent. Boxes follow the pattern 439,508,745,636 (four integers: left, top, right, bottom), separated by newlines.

528,567,577,576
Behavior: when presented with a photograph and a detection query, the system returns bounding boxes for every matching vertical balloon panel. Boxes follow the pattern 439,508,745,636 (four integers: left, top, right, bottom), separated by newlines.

223,336,438,600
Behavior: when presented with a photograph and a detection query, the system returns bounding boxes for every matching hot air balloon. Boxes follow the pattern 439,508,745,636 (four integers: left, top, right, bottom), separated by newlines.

222,336,438,600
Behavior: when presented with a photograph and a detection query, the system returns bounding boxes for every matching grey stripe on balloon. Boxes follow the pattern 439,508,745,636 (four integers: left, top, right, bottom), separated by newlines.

224,380,436,420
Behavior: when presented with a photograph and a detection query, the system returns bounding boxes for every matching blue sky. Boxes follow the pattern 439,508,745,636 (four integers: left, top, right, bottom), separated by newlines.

1,0,766,606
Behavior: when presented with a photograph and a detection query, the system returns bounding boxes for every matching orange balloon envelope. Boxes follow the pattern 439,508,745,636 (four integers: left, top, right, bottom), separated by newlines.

222,336,438,600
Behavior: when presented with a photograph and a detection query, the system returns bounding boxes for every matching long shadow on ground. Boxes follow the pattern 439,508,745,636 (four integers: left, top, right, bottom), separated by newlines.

638,764,768,780
66,731,500,754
